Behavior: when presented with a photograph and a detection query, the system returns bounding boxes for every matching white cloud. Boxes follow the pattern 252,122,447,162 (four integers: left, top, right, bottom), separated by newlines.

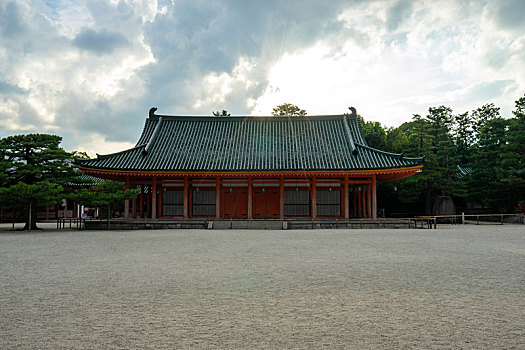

252,0,524,125
0,0,523,155
75,132,135,157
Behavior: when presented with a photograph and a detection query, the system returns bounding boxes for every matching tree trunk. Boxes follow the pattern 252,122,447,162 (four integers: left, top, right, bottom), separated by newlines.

23,200,39,230
425,179,432,215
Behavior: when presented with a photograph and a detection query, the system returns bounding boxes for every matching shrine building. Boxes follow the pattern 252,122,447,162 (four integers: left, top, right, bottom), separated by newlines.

76,107,423,221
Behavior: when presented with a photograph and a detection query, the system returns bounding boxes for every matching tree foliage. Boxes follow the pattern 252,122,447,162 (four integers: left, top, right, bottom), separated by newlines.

0,134,82,229
272,103,307,116
212,110,231,116
360,94,525,215
66,180,139,229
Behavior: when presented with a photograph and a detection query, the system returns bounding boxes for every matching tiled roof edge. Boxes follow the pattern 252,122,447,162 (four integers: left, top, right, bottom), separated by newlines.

74,144,146,165
342,115,357,153
147,114,347,121
355,143,424,163
143,116,163,155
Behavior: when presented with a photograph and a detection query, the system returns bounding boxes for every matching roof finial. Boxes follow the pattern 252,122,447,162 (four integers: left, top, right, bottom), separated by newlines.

348,107,357,117
149,107,157,118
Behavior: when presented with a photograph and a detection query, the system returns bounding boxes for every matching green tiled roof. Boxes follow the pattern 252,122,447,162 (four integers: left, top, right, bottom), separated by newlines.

455,165,473,179
65,173,106,187
76,110,423,172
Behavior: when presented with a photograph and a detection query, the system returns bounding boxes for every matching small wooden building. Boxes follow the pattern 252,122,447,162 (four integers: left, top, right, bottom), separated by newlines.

76,108,423,220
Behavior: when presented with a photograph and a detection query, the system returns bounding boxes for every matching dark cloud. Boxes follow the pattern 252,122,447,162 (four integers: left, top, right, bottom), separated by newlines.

0,81,26,95
0,1,24,37
72,28,130,54
492,0,525,30
484,46,510,69
386,0,412,31
466,80,515,102
1,0,522,154
139,0,355,115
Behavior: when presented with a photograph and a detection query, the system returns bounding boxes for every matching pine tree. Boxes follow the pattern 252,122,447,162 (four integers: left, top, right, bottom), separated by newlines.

0,134,82,230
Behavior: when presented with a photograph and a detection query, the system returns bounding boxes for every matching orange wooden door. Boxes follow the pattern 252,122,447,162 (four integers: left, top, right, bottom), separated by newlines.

253,189,266,218
266,189,280,218
253,188,279,219
222,187,248,219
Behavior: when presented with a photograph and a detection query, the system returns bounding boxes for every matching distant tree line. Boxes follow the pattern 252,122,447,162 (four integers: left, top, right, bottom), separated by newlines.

360,95,525,215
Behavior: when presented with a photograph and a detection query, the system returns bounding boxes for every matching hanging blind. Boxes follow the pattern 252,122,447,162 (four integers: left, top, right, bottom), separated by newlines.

162,190,184,216
284,189,310,217
192,190,216,216
316,190,341,216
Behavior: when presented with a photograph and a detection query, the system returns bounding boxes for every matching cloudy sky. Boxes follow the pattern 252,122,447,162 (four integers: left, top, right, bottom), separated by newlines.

0,0,524,155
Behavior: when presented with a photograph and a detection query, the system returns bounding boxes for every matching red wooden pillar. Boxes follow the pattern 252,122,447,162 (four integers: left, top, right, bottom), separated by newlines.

64,198,68,218
343,175,349,219
152,177,157,219
131,183,137,219
183,177,189,219
352,185,357,218
247,177,253,219
367,183,372,219
311,177,317,219
359,184,366,218
279,176,284,219
372,174,377,219
124,176,130,219
139,185,144,218
359,185,364,218
215,177,220,219
45,206,49,220
146,185,151,219
158,182,163,218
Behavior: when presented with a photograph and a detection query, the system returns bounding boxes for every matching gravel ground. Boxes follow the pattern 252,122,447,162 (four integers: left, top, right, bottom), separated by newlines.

1,225,524,349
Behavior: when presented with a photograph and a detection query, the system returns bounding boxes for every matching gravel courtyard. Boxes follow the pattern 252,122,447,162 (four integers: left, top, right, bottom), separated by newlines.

1,225,524,349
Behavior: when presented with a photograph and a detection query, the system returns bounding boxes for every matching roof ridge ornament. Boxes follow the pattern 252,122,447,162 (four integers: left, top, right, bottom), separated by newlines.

348,106,357,117
149,107,157,118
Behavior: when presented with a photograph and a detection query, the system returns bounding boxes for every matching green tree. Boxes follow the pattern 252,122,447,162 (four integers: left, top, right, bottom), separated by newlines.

272,103,307,116
396,115,433,213
359,117,387,149
392,107,464,214
468,116,509,210
500,95,525,210
72,151,90,159
212,110,231,116
385,127,408,153
471,103,500,139
66,180,139,229
0,134,82,230
0,181,63,230
453,111,474,164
